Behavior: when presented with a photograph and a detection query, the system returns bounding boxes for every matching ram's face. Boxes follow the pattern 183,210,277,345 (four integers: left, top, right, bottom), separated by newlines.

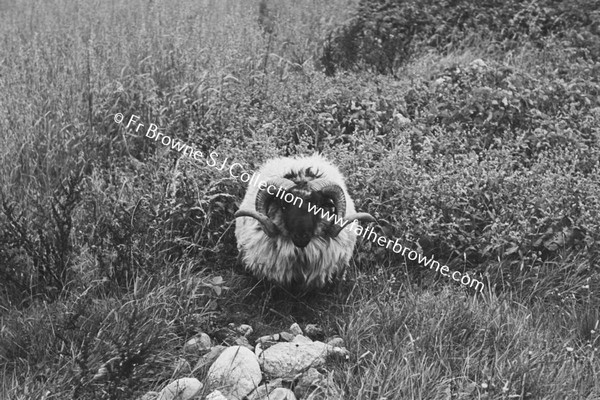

276,190,337,248
234,174,376,246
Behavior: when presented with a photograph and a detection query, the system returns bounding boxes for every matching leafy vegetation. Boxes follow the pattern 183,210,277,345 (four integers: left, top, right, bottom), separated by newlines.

321,0,600,74
0,0,599,398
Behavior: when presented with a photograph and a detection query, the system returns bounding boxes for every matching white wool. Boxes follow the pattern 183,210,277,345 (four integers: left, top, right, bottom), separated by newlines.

235,154,359,287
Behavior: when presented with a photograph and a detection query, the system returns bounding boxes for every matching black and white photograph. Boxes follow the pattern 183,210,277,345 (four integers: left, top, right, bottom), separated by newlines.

1,0,599,398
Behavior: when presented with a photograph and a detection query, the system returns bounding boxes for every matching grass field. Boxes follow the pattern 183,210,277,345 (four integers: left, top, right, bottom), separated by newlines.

1,0,599,399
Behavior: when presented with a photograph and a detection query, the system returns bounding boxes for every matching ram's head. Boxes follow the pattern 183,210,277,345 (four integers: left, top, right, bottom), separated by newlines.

234,177,376,247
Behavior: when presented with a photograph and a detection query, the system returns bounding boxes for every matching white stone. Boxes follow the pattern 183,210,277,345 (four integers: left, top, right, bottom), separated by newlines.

206,346,262,400
265,388,297,400
256,333,279,344
303,370,344,400
260,341,331,378
326,337,344,347
172,358,191,376
183,332,212,355
303,324,322,338
329,346,350,360
234,336,254,351
246,378,283,400
193,345,226,374
205,390,228,400
255,342,263,358
237,324,254,337
289,323,303,336
157,378,203,400
294,368,325,398
137,392,158,400
291,335,312,344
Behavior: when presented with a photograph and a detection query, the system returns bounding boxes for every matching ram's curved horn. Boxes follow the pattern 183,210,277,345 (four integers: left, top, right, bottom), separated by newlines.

255,177,296,214
308,179,346,219
309,179,377,237
234,177,296,237
329,212,378,237
234,210,279,237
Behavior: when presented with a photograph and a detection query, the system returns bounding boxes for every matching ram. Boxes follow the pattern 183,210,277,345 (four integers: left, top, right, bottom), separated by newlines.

234,154,376,288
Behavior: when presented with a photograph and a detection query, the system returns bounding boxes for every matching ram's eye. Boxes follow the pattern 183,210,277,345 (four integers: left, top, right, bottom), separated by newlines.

322,200,336,214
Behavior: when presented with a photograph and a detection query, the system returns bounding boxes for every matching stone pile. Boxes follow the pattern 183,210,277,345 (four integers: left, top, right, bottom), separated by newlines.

135,323,348,400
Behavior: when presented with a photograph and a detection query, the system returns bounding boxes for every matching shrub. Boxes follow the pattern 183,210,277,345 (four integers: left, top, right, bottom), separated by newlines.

321,0,600,75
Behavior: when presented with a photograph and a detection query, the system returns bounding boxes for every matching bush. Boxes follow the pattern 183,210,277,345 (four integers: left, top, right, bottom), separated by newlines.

321,0,600,75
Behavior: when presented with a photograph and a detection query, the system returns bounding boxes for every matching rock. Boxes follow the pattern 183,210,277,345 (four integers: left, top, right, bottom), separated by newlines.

256,333,279,344
193,345,227,374
137,392,158,400
303,324,323,339
289,323,303,336
172,358,191,376
304,387,339,400
157,378,203,400
183,333,212,355
304,371,345,400
301,367,323,382
206,346,262,400
256,334,279,356
234,336,254,351
190,313,210,326
246,378,284,400
205,390,228,400
259,341,331,378
227,323,254,338
279,332,294,342
266,388,297,400
255,342,263,358
326,337,344,348
329,346,350,360
470,58,487,69
237,324,254,337
214,326,241,345
291,335,312,344
294,368,324,399
296,369,345,400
